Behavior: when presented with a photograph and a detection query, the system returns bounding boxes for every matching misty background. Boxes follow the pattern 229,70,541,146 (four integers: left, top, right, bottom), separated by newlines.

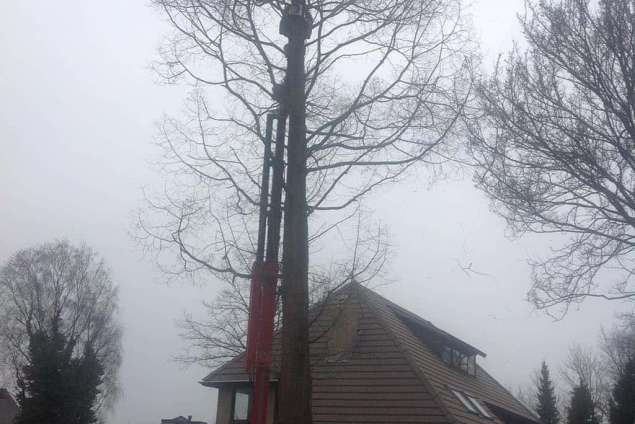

0,1,629,423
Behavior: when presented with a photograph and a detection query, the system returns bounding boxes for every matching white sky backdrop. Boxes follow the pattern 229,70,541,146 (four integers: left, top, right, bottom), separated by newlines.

0,1,630,423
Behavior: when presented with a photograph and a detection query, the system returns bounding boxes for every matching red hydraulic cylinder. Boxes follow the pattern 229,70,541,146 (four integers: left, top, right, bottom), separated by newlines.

246,261,278,424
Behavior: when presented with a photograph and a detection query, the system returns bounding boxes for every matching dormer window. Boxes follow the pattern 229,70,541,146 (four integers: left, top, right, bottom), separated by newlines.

391,306,483,378
441,346,476,376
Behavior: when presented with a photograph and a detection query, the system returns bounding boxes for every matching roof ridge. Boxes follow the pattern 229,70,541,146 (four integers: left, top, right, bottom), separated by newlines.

357,284,486,357
353,283,462,424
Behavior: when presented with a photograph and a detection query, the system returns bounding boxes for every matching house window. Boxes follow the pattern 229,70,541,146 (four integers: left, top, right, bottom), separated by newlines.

451,389,493,419
469,396,493,419
442,347,476,376
232,387,251,424
451,389,479,414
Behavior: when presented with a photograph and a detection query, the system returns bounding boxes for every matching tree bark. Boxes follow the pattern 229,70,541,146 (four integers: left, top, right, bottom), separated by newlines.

279,3,312,424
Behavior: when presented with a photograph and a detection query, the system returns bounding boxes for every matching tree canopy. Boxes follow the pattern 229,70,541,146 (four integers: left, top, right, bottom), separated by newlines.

140,0,473,285
0,241,121,415
609,355,635,424
15,318,104,424
469,0,635,317
567,382,600,424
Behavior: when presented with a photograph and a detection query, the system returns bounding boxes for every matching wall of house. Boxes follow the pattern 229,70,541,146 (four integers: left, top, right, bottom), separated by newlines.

215,387,233,424
0,398,17,424
326,298,360,359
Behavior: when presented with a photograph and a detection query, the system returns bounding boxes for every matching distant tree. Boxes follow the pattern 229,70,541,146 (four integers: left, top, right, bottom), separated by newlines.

514,384,537,414
567,382,599,424
72,344,105,424
601,314,635,380
609,355,635,424
14,318,104,424
0,241,121,415
469,0,635,317
562,345,610,418
536,361,561,424
15,321,68,424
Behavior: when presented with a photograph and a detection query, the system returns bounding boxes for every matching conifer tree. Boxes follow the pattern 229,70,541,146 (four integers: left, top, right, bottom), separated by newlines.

536,361,561,424
567,382,599,424
14,317,104,424
15,319,71,424
609,356,635,424
70,344,104,424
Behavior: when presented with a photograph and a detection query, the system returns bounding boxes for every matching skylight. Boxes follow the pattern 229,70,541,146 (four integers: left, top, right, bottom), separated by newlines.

469,396,493,419
451,390,479,414
451,389,494,420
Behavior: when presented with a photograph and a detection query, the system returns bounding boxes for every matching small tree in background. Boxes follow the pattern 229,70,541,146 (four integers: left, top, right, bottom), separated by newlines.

72,344,105,424
536,361,561,424
14,318,104,424
567,382,599,424
0,241,121,414
15,320,69,424
602,314,635,381
562,346,610,417
609,355,635,424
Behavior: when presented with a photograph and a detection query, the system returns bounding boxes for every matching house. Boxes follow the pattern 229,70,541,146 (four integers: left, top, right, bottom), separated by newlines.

161,416,207,424
201,283,540,424
0,388,17,424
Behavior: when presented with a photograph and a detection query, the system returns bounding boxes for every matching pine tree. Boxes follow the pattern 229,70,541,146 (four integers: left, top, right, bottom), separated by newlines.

14,318,104,424
70,344,104,424
567,382,599,424
609,355,635,424
536,361,561,424
15,319,72,424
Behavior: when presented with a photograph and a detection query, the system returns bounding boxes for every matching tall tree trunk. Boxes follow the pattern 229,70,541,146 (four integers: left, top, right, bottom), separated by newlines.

279,2,312,423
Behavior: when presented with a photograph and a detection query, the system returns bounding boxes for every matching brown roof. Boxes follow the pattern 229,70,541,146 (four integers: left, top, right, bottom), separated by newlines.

201,283,540,424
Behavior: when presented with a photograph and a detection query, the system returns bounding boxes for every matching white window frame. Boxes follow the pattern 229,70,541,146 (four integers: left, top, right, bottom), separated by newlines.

451,389,479,414
468,396,493,419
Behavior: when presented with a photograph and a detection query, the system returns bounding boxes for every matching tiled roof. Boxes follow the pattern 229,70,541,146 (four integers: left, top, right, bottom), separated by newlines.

201,283,540,424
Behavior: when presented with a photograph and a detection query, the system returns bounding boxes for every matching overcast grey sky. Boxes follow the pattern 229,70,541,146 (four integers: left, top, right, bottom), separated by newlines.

0,1,630,424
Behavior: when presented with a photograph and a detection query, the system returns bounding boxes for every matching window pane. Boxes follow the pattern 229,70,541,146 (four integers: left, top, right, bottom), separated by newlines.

469,397,493,419
451,390,478,414
468,356,476,376
233,388,251,421
442,347,452,364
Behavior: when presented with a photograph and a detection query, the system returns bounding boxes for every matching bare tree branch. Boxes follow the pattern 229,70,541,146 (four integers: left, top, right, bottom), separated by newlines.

468,0,635,318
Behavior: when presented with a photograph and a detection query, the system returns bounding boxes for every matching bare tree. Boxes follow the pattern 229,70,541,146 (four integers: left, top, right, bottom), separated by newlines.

176,216,390,369
468,0,635,318
141,0,471,281
0,241,122,417
141,0,471,420
561,345,611,418
601,313,635,380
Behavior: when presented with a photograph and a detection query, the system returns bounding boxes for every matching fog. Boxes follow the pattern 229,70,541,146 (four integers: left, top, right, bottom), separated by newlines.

0,1,629,423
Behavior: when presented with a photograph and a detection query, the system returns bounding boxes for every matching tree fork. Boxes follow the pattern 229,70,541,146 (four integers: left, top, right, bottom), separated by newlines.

279,2,312,424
